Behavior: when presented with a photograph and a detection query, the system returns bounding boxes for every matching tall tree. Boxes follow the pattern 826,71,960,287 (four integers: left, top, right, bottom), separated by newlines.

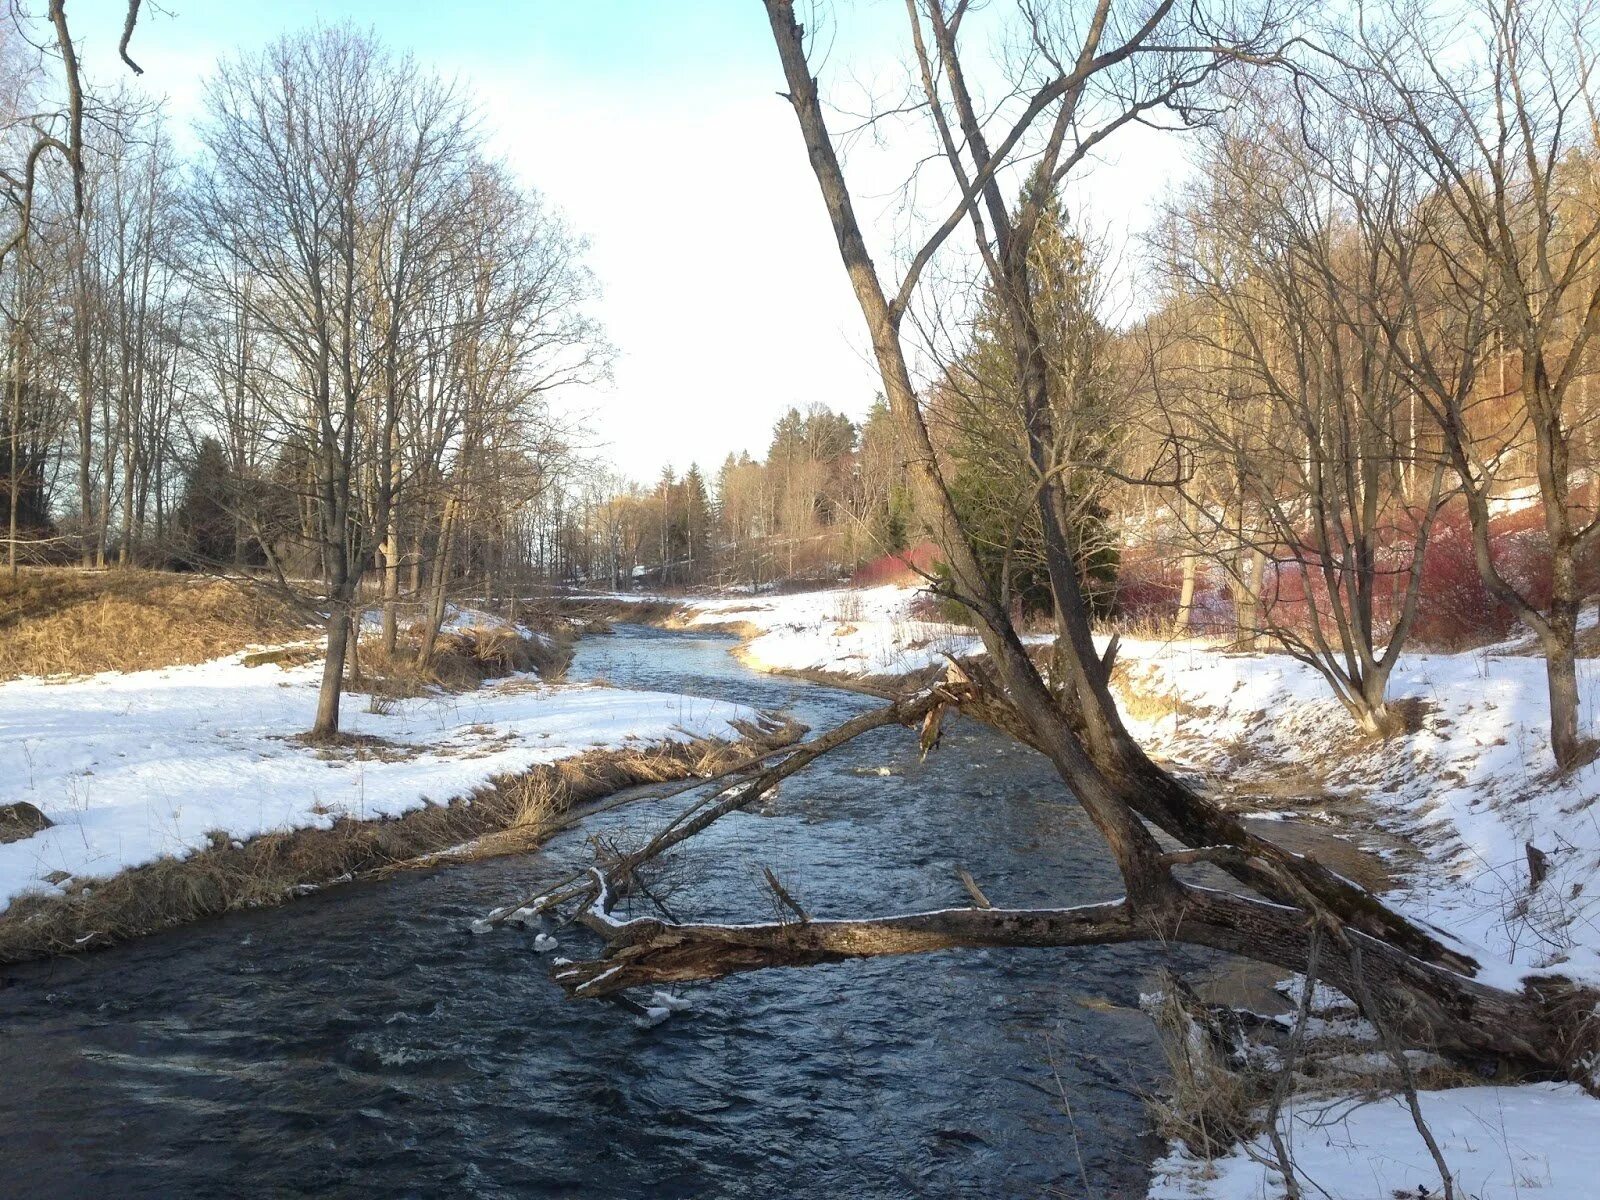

551,1,1600,1088
189,27,475,736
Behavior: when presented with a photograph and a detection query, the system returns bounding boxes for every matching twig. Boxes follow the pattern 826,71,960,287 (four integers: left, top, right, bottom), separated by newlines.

763,867,811,923
1347,942,1456,1200
956,867,993,908
1264,928,1323,1200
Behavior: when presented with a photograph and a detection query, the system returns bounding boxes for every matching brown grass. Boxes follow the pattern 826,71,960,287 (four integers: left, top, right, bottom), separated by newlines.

557,596,684,628
0,567,307,680
352,621,574,702
0,718,802,965
1109,660,1211,723
1147,968,1484,1171
1147,972,1262,1157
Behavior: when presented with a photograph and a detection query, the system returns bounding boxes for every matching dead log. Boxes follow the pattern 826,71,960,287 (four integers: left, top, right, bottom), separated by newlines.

956,656,1477,974
553,885,1600,1089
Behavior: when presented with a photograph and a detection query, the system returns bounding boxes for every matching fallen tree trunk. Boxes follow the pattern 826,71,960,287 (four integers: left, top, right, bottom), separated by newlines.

521,669,1589,1082
553,885,1600,1088
956,660,1477,972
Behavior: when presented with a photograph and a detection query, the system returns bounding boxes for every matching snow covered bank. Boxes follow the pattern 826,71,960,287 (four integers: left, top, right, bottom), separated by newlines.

675,583,1045,678
1149,1082,1600,1200
1116,636,1600,990
1116,635,1600,1198
0,646,770,935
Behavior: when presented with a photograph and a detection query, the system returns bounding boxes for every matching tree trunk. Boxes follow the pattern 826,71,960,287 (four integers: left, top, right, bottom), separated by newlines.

380,518,401,657
7,321,20,579
1546,617,1585,770
554,886,1598,1085
75,277,94,569
419,496,459,667
117,440,136,567
1175,549,1196,634
312,604,350,738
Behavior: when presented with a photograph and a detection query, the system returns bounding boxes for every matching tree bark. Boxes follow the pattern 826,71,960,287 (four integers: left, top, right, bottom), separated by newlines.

419,494,459,667
312,602,350,738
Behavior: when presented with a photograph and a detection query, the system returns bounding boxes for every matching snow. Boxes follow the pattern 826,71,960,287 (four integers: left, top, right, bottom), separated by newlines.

1149,1083,1600,1200
359,601,551,644
0,650,762,914
1113,636,1600,991
1115,633,1600,1198
677,583,1049,676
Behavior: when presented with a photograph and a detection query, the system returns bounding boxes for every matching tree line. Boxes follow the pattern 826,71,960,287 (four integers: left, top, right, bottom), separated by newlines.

559,400,912,590
2,17,605,735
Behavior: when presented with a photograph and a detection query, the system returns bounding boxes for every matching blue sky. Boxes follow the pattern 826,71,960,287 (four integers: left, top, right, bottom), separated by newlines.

69,1,1186,480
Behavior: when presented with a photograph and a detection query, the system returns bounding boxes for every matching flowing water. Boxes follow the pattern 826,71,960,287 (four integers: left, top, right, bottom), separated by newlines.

0,625,1183,1198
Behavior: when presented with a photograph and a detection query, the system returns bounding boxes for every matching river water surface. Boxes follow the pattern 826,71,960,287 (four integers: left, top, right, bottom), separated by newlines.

0,625,1179,1198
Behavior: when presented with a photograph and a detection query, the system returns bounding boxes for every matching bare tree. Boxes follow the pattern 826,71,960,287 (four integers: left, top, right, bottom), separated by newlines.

188,27,473,736
1343,0,1600,768
1153,78,1449,733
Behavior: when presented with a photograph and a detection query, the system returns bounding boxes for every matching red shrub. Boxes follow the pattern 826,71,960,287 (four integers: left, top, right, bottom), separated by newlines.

851,540,942,586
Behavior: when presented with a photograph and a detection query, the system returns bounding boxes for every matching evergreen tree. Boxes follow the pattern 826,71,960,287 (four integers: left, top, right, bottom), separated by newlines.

682,462,712,582
176,437,238,566
937,180,1119,616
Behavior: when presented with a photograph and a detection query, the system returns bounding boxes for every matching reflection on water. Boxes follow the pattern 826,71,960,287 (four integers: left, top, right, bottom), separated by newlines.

0,625,1177,1198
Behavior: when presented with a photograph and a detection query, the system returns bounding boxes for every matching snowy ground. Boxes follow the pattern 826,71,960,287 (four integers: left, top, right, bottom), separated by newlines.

1148,1083,1600,1199
0,646,761,915
664,581,1600,1200
359,601,556,646
675,583,1049,676
1115,633,1600,992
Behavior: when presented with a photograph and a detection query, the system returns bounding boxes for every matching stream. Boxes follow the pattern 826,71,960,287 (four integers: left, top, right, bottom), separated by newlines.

0,625,1186,1198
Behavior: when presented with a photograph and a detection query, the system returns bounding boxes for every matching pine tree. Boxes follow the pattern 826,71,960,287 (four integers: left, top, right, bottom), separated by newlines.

682,462,712,582
176,437,238,566
937,180,1119,616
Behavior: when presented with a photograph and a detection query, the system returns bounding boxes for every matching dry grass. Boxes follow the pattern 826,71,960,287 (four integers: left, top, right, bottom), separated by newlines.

1148,972,1263,1157
0,718,802,965
1147,968,1485,1177
352,621,574,702
0,567,306,680
1109,660,1211,724
561,597,683,628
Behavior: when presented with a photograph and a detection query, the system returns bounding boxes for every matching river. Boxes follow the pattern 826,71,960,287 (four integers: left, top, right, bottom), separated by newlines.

0,624,1182,1198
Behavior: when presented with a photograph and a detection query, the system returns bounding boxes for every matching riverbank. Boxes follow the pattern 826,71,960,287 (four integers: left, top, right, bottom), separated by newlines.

0,608,793,963
616,581,1600,1199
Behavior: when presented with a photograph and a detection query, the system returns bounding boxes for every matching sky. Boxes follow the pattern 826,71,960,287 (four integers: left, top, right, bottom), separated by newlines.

65,0,1191,481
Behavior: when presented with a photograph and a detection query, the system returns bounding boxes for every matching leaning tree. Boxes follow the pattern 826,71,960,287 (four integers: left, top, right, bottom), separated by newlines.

526,0,1598,1088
